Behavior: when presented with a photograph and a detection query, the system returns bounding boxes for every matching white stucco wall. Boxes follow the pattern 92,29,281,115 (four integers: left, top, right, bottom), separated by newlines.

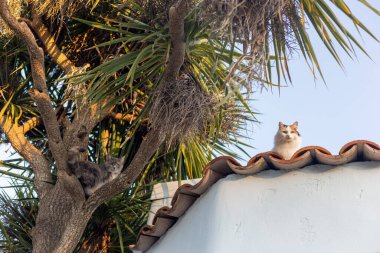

146,161,380,253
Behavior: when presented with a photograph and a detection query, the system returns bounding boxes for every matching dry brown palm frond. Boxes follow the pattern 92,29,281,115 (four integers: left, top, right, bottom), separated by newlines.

149,74,218,148
199,0,289,54
198,0,298,88
0,0,22,36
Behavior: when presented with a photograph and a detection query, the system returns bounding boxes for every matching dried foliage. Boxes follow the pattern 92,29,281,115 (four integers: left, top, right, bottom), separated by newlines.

0,0,22,36
149,74,218,147
115,0,178,25
198,0,295,85
30,0,91,17
199,0,288,53
138,0,177,24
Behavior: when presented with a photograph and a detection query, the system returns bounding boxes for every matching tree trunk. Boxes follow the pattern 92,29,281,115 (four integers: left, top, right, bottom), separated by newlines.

0,1,183,251
33,210,93,253
31,178,89,253
29,127,162,253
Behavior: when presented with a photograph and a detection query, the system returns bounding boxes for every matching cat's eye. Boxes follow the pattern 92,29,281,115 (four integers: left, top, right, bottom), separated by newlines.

291,131,295,133
282,131,287,134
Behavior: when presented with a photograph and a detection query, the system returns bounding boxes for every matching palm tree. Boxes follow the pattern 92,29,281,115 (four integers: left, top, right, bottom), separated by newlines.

0,0,378,252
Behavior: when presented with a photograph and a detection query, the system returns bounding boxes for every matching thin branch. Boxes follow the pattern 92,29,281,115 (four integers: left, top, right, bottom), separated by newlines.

0,115,52,197
0,1,69,177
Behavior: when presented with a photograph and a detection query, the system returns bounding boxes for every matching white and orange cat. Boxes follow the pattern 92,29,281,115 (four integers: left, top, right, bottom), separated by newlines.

272,121,301,160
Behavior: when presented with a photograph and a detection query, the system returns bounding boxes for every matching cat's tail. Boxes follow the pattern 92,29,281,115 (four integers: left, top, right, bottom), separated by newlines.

67,146,86,167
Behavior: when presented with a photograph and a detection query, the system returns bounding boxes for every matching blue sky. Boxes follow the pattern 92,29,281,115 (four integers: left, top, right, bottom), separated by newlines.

236,1,380,161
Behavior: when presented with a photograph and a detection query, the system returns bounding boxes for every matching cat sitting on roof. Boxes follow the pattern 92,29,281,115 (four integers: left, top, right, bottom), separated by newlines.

272,121,302,160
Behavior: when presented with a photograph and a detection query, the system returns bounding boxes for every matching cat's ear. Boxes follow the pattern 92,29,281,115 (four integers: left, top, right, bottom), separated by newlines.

292,121,298,127
108,156,118,162
120,156,126,165
279,121,284,128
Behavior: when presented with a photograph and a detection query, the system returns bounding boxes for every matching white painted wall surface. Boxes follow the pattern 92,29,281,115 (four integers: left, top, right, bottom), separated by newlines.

146,161,380,253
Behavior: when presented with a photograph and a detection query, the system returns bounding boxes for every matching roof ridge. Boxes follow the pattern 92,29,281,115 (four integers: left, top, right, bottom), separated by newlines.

130,140,380,252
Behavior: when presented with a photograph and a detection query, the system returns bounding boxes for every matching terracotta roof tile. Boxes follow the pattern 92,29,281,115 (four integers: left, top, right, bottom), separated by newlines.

130,140,380,252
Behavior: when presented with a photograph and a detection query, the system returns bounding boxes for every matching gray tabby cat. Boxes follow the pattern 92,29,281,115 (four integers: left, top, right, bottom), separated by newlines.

68,146,126,196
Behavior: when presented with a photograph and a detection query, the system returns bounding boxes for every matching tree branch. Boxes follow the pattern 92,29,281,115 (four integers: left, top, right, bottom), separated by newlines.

84,0,190,211
22,116,41,134
20,3,100,152
164,0,189,80
0,115,52,197
19,12,77,74
19,6,98,152
0,1,69,177
63,102,106,149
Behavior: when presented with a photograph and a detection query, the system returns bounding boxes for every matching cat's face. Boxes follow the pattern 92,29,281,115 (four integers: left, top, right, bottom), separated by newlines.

105,157,124,171
277,121,300,142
